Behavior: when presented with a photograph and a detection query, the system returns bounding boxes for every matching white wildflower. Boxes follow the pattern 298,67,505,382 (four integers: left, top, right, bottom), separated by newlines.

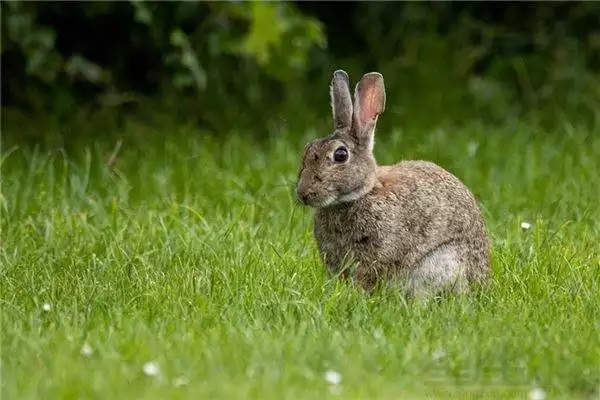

325,370,342,385
143,361,160,377
528,387,546,400
432,348,446,362
80,343,93,357
521,221,532,230
373,328,385,341
42,303,52,312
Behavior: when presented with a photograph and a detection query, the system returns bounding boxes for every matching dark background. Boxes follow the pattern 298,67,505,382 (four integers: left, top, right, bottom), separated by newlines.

2,1,599,145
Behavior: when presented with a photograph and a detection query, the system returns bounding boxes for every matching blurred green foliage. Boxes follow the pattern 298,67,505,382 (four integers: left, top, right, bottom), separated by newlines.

2,1,600,140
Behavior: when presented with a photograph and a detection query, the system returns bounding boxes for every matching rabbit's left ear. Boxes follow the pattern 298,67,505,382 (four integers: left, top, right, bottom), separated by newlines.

330,70,353,130
353,72,386,151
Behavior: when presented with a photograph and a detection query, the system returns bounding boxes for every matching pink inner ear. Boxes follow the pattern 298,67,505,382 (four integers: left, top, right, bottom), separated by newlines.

360,87,383,124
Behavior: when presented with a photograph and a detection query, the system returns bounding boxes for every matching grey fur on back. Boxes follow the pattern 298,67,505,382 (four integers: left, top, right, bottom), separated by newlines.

313,160,490,293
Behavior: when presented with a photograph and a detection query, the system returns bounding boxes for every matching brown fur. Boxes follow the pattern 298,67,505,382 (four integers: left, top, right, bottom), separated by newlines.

296,70,491,297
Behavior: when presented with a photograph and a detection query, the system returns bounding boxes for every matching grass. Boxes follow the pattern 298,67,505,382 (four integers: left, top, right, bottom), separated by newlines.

1,115,599,399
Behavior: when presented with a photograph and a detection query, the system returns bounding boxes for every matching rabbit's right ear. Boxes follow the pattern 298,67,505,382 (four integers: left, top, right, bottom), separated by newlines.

330,70,353,130
352,72,385,152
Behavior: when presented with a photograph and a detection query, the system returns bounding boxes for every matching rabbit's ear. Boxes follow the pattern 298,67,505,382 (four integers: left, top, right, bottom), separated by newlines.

353,72,386,151
330,70,353,130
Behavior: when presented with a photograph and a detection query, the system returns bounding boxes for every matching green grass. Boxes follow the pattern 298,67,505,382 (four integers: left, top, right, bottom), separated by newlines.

1,117,599,399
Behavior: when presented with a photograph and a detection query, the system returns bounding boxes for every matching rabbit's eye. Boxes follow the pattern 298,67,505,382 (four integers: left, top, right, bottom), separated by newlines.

333,147,348,163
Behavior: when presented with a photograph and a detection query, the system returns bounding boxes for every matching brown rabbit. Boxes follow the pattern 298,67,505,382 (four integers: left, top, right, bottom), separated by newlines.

296,70,491,298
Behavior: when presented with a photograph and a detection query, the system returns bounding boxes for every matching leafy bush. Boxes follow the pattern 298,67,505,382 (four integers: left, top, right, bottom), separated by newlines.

2,2,600,140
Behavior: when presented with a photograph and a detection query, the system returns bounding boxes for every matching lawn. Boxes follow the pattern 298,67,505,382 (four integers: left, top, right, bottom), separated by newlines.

1,116,599,399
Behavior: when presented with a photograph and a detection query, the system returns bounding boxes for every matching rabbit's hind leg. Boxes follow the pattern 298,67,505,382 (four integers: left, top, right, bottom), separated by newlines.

406,243,470,300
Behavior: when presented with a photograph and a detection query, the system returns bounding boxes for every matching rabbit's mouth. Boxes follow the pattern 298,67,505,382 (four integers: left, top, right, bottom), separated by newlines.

296,188,338,208
297,184,371,208
297,193,335,208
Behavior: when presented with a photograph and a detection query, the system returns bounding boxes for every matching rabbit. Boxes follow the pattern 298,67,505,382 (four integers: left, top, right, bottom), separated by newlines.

295,70,491,299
